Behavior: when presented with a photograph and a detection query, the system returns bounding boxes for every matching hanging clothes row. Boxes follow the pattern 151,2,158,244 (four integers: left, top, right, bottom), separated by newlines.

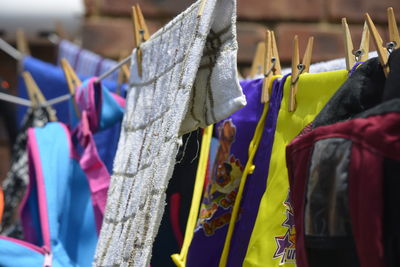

0,0,398,266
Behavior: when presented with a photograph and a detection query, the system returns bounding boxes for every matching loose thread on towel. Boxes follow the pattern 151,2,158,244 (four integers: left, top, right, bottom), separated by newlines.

176,131,193,164
190,129,200,164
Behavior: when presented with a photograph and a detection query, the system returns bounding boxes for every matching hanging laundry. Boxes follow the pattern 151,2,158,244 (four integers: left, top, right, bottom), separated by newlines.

185,77,269,267
17,56,125,172
151,129,202,267
58,40,120,83
94,0,246,265
1,107,53,238
224,74,290,267
0,78,124,266
244,69,348,267
286,52,400,267
183,74,288,267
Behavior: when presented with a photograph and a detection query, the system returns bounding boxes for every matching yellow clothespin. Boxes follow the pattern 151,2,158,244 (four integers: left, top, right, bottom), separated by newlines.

261,30,282,103
365,7,400,76
249,42,265,78
22,72,58,121
16,28,30,56
61,58,81,117
342,18,369,72
132,4,150,77
289,35,314,112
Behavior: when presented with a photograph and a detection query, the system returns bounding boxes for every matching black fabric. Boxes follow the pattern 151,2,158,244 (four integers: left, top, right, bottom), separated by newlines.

305,138,352,237
381,51,400,267
383,158,400,267
0,82,18,147
383,48,400,101
151,129,201,267
313,57,386,129
306,240,360,267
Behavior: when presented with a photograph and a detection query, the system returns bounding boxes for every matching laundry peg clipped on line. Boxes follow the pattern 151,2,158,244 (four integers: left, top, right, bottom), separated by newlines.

342,18,369,72
261,30,281,103
132,4,150,78
289,35,314,112
97,4,150,83
16,28,31,57
365,7,400,76
117,51,131,95
388,7,400,49
61,58,81,117
22,72,58,121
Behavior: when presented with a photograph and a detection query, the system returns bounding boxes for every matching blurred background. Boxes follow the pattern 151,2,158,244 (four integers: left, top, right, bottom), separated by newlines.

0,0,399,180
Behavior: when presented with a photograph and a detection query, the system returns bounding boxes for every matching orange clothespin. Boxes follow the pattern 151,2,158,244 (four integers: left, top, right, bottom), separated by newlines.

22,71,58,121
365,7,400,76
261,30,282,103
342,18,369,72
249,42,265,78
61,58,81,117
289,35,314,112
132,4,150,77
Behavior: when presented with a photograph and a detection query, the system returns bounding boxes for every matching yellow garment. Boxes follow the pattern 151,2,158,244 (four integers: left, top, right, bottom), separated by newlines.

243,70,348,267
219,76,281,267
171,125,214,267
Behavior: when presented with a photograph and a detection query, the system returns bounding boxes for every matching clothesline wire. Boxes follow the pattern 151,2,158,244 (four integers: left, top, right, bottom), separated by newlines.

0,92,32,106
97,55,131,82
0,38,24,61
0,91,71,107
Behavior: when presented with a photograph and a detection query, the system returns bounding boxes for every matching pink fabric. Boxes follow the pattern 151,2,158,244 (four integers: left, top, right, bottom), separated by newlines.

75,111,109,233
73,79,112,232
170,193,183,247
111,93,126,108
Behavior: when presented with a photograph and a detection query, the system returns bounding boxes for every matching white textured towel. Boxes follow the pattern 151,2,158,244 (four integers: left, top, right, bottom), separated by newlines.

94,0,246,266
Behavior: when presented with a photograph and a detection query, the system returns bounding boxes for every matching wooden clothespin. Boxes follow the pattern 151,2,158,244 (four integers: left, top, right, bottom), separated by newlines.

22,72,58,121
342,18,369,72
55,21,70,41
132,4,150,77
289,35,314,112
117,51,131,95
249,42,265,78
197,0,207,17
16,28,30,56
365,7,400,76
261,30,282,103
61,58,81,117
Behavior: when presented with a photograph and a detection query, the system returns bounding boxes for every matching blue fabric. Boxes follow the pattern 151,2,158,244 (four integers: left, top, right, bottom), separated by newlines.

19,123,98,266
18,56,126,172
0,238,64,267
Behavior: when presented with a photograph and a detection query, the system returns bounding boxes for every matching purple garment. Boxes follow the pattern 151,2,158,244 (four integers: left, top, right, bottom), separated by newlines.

186,78,266,267
227,74,289,266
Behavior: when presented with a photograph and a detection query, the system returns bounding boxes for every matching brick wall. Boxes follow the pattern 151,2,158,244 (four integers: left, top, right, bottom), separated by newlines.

0,0,399,180
83,0,399,70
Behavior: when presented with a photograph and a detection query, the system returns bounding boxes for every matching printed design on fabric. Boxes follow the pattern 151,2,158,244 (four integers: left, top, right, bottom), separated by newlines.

196,119,244,236
273,191,296,264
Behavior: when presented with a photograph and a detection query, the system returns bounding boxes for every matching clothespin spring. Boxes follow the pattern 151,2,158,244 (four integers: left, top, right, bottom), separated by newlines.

264,58,277,78
353,49,365,62
386,41,397,54
291,64,306,85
